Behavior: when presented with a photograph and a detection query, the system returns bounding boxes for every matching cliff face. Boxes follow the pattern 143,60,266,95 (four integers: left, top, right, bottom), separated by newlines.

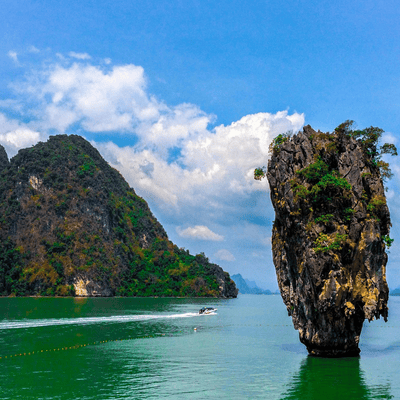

0,135,238,298
266,124,392,356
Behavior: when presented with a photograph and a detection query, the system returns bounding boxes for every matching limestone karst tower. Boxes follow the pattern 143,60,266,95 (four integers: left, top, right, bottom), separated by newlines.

257,122,396,356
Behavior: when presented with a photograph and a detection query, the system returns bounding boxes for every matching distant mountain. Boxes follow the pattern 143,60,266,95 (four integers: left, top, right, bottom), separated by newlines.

244,278,259,289
231,274,273,295
390,288,400,296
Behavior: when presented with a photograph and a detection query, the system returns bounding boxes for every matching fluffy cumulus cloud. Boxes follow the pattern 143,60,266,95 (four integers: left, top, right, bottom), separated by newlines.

68,52,92,60
95,109,304,227
28,46,40,54
7,51,18,63
176,225,224,241
0,129,41,150
28,62,160,133
0,113,45,156
214,249,236,262
8,57,213,150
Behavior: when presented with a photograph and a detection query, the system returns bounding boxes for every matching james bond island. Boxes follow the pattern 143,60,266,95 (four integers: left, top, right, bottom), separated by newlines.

0,135,237,298
255,121,397,357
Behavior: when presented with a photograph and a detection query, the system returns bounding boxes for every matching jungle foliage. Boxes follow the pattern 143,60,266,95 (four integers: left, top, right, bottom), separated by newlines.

335,120,398,181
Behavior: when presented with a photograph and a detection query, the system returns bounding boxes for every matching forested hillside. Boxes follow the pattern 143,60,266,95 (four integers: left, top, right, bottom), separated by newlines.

0,135,237,298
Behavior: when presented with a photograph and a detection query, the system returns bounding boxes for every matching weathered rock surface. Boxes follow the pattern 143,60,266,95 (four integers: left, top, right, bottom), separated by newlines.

267,125,391,356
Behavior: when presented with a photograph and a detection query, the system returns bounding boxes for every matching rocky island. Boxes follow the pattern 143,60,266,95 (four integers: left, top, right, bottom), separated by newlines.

256,121,396,356
231,273,273,295
0,135,238,298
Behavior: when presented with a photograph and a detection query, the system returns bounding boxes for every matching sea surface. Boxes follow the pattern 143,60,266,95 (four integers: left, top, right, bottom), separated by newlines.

0,295,399,399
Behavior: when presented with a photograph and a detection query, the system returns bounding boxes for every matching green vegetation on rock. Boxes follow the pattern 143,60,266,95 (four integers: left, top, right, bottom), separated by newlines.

257,121,397,254
336,120,398,182
313,232,348,254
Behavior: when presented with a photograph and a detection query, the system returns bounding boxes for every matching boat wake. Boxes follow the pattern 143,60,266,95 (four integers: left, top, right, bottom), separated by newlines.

0,312,200,330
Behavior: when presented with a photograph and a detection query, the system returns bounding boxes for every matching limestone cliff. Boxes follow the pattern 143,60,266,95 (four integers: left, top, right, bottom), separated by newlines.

0,135,238,298
263,122,395,356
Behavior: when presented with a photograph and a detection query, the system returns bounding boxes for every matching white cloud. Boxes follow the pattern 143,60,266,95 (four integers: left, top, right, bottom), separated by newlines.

176,225,224,241
18,61,167,133
182,111,303,193
6,58,216,149
28,46,40,54
0,129,43,157
3,55,303,166
0,113,23,133
0,100,22,112
8,51,18,64
95,109,304,224
68,52,92,60
0,129,41,148
261,236,272,246
138,102,213,150
0,113,46,156
214,249,235,261
97,142,181,206
382,132,397,144
386,189,395,200
251,252,263,258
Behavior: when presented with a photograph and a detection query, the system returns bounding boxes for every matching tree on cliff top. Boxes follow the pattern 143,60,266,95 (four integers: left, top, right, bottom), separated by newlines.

255,121,398,184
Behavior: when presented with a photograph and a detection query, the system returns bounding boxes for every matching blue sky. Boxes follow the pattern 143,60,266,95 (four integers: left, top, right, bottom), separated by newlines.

1,0,400,289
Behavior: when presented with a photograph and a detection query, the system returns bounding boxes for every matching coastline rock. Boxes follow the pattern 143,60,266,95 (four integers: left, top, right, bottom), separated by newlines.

266,124,391,356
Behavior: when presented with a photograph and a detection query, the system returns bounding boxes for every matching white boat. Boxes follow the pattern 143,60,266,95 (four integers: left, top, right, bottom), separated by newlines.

199,307,217,315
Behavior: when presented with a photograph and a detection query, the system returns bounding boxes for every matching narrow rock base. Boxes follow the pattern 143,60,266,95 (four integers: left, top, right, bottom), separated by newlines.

306,346,361,358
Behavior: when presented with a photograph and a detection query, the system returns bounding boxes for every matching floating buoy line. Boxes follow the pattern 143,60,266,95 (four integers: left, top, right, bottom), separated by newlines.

0,333,169,361
1,323,397,361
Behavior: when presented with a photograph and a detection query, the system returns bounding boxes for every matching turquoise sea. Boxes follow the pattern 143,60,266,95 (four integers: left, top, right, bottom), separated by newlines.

0,295,399,399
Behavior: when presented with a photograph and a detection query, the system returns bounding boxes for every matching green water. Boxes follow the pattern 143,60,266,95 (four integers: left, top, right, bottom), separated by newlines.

0,295,398,399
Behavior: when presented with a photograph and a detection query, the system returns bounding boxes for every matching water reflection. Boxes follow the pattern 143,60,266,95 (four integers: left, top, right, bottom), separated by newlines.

281,356,392,400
